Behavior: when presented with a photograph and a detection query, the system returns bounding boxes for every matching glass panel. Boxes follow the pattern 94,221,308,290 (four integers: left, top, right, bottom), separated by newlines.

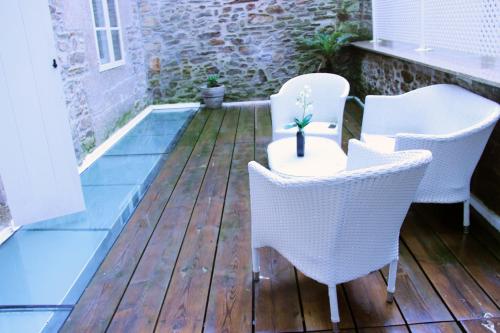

96,30,110,64
92,0,105,27
107,0,118,27
111,30,122,61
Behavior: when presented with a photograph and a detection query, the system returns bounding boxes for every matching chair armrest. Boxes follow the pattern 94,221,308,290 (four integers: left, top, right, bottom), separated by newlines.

362,95,412,136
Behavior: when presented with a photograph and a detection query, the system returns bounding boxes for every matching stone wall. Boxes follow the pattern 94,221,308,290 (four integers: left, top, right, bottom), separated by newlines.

0,177,10,228
0,1,151,228
359,51,500,214
49,0,150,162
140,0,372,103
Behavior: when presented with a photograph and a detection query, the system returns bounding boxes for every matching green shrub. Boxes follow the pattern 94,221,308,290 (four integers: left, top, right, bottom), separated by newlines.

81,135,96,154
297,25,357,73
207,74,220,88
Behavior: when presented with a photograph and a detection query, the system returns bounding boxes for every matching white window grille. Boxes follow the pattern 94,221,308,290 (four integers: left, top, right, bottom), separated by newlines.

90,0,125,71
372,0,500,58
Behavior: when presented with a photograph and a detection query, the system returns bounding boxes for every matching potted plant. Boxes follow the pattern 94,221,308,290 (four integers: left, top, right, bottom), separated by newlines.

297,26,357,73
289,85,313,157
201,74,225,109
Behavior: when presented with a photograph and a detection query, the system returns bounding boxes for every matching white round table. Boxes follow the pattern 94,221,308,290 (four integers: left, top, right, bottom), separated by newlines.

267,137,347,177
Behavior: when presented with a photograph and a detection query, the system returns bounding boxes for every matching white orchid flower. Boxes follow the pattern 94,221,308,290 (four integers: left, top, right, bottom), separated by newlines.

295,85,314,122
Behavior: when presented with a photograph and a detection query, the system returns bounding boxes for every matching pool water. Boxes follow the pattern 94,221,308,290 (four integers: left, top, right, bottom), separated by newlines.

0,108,196,333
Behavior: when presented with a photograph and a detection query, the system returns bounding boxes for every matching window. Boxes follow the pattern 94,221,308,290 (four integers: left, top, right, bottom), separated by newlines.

90,0,125,71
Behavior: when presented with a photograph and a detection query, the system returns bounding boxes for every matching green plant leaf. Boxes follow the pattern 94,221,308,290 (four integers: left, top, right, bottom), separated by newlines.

207,74,220,88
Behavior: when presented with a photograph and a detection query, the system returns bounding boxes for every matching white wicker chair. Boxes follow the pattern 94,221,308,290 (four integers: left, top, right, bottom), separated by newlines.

249,140,432,331
270,73,350,144
361,84,499,232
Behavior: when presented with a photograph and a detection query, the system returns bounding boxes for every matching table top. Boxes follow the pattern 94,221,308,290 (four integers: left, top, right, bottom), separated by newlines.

267,137,347,177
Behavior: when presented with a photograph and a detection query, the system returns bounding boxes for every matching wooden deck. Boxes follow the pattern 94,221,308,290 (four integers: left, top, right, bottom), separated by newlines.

62,102,500,333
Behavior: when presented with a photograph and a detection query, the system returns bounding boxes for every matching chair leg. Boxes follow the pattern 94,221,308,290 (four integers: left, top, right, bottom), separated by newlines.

328,285,340,332
387,259,398,303
252,247,260,282
463,199,470,234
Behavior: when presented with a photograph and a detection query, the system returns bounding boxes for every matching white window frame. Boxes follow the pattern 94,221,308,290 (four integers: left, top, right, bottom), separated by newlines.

89,0,125,72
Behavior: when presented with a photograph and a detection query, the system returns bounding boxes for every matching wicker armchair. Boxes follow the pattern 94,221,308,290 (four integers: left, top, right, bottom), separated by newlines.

249,140,432,331
361,84,499,232
270,73,350,144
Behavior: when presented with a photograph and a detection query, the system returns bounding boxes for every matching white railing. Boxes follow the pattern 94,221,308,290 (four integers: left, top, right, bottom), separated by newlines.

372,0,499,57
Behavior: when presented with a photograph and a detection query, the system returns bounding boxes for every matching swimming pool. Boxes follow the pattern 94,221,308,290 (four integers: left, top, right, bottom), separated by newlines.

0,107,196,333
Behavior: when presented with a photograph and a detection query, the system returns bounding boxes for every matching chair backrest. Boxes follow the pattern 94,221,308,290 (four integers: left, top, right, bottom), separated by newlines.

270,73,349,130
390,85,499,202
395,115,498,202
331,141,432,283
248,140,431,285
394,84,499,135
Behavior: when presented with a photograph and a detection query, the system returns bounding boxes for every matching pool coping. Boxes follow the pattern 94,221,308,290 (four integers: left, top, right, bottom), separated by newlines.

78,102,201,174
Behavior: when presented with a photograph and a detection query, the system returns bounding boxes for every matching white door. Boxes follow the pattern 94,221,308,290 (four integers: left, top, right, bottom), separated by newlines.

0,0,85,226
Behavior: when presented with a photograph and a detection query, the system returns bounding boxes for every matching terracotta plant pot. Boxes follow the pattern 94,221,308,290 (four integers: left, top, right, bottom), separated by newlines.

201,85,225,109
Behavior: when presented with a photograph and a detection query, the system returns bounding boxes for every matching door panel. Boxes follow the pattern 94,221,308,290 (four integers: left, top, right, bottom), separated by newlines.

0,0,85,226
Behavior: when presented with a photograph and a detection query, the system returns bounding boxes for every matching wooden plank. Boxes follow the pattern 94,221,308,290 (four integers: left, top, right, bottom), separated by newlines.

204,106,255,332
345,100,364,125
61,109,211,333
344,271,406,328
470,209,500,260
358,326,409,333
254,248,303,332
254,104,272,145
253,104,304,333
401,209,500,320
409,322,462,333
306,328,356,333
105,108,228,333
381,243,453,324
341,125,352,152
341,103,360,152
154,108,239,332
461,317,500,333
307,330,356,333
297,272,355,331
417,205,500,307
236,105,255,144
343,102,362,140
254,104,272,162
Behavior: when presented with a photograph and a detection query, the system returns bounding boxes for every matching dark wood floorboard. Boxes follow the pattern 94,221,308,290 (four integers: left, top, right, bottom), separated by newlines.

155,108,239,332
108,108,227,333
409,322,461,333
61,108,211,333
461,317,500,333
380,243,453,324
417,205,500,307
401,210,499,321
203,105,255,332
62,102,500,333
